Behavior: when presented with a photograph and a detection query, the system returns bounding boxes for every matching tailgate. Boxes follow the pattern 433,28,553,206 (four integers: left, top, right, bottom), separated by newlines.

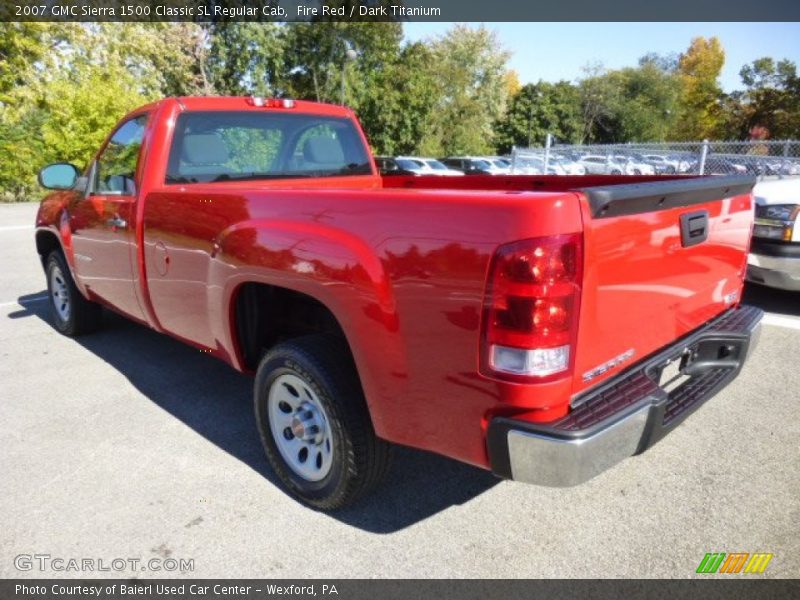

571,175,756,396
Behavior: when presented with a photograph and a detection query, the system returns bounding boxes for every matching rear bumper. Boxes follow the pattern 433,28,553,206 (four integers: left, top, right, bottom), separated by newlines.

487,304,763,487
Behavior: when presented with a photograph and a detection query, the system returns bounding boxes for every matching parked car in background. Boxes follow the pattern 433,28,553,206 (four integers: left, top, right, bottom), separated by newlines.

552,155,587,175
640,154,679,174
394,158,431,175
632,154,673,174
747,177,800,291
512,156,565,175
764,159,800,176
578,155,627,175
611,155,656,176
439,157,495,175
706,159,749,175
375,156,419,176
668,154,695,173
484,157,513,174
414,157,465,176
377,157,464,177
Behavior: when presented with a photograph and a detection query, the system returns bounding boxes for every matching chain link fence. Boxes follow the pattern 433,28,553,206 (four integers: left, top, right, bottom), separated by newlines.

510,139,800,177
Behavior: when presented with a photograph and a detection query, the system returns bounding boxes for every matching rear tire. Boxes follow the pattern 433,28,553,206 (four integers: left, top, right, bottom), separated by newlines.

45,251,102,336
254,335,391,510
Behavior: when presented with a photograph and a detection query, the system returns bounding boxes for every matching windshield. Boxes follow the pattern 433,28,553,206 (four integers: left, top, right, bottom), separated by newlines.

425,160,448,170
396,159,422,170
166,111,373,184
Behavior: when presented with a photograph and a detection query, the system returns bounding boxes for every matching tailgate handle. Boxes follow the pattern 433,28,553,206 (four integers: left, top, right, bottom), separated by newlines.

680,210,709,247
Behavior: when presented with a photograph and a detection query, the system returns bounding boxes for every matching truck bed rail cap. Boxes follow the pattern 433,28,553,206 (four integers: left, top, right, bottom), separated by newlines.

580,175,756,219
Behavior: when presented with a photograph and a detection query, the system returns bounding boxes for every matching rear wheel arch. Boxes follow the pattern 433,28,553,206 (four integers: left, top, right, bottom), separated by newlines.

229,281,355,372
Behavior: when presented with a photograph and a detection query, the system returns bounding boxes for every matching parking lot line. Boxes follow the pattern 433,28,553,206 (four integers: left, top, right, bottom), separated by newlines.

0,225,34,232
762,313,800,330
0,294,47,309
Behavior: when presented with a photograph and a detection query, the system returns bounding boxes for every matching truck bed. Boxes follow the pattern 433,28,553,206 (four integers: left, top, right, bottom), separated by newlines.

384,173,756,397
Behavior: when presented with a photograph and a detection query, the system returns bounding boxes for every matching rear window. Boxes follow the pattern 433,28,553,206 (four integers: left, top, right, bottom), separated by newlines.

166,111,372,184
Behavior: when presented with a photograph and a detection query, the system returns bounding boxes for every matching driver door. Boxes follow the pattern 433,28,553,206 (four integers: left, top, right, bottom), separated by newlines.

70,115,148,321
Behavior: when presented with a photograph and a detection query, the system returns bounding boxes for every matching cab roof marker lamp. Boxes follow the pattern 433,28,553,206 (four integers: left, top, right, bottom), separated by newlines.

480,233,583,383
247,97,296,109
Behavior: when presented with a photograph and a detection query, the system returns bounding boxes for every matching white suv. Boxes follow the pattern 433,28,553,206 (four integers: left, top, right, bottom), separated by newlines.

747,178,800,291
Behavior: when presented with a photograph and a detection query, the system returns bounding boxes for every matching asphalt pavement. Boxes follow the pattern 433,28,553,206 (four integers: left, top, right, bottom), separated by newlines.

1,201,798,578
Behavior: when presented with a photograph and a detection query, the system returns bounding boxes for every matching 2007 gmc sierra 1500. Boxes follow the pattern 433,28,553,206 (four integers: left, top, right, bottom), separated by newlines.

35,97,762,509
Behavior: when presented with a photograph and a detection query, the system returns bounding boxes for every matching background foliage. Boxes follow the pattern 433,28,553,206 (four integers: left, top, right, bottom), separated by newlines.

1,23,798,201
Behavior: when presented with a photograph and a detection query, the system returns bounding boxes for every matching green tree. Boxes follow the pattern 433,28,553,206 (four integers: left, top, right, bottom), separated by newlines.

0,23,50,106
495,82,582,152
355,42,439,155
577,64,622,143
209,23,285,96
63,23,211,97
38,64,153,167
0,25,155,201
612,59,680,141
576,57,679,144
281,21,402,105
671,37,725,140
423,24,511,155
0,109,46,202
735,58,800,139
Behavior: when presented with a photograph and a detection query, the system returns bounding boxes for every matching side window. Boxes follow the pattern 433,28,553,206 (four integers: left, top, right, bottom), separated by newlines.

94,115,147,195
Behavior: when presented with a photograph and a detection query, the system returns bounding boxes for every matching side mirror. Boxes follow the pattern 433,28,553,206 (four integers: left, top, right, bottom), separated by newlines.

38,163,80,190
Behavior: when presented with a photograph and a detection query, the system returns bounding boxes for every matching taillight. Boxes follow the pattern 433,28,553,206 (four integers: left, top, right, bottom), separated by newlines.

481,233,583,382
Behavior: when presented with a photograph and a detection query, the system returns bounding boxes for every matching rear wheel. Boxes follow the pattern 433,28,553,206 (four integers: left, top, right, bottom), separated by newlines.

254,335,391,510
45,251,102,336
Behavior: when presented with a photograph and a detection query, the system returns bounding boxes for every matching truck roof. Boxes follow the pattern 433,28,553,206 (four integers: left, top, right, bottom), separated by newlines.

123,96,353,119
173,96,352,117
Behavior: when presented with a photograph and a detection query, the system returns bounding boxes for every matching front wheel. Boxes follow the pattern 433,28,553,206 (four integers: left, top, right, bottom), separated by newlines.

254,335,391,510
45,251,102,336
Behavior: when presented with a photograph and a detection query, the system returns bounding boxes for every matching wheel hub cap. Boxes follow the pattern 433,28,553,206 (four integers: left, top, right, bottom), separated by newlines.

267,373,333,482
290,405,323,443
49,265,71,322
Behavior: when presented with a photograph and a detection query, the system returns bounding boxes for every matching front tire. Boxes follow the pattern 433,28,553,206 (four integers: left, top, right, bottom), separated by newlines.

254,335,391,510
45,251,102,336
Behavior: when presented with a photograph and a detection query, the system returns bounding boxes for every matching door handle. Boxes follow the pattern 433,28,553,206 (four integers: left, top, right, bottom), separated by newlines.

679,210,709,247
106,216,127,229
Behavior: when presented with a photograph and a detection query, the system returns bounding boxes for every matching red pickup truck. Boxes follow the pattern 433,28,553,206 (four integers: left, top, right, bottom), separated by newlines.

35,97,762,509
